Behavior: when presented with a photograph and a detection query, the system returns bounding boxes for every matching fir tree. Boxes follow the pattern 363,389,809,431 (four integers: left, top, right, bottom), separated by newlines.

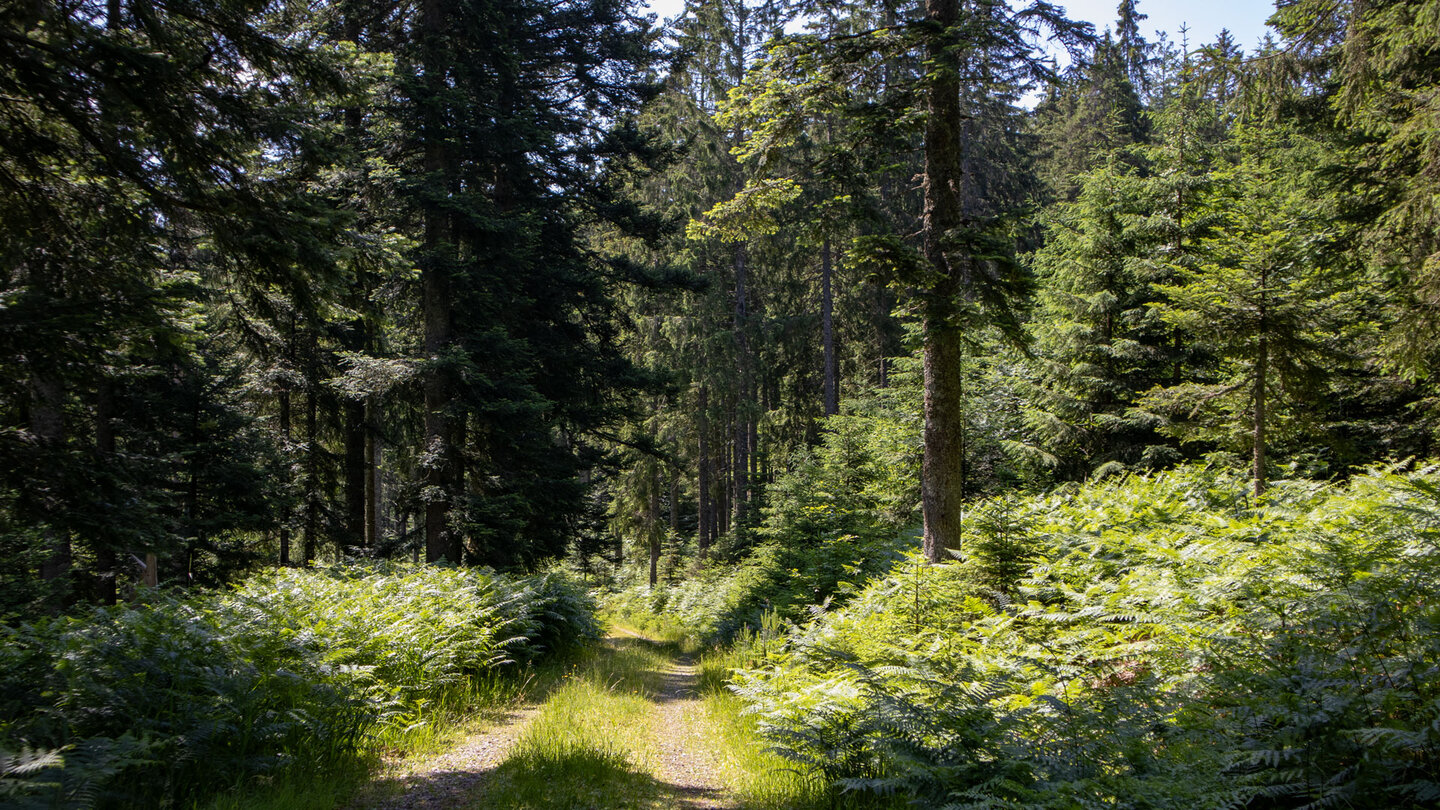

1140,125,1363,495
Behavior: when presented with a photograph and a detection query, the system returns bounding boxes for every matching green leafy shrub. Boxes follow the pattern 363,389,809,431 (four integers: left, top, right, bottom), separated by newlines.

0,563,598,808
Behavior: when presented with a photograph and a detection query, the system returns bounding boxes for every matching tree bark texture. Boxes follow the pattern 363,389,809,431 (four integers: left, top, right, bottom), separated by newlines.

96,380,117,604
822,236,838,416
344,399,366,547
303,384,318,565
697,385,711,556
421,0,455,564
365,399,381,551
278,389,291,566
669,473,679,534
732,243,750,533
920,0,968,563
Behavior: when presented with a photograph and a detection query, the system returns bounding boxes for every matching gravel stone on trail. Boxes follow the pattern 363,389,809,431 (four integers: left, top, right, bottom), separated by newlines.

648,652,733,809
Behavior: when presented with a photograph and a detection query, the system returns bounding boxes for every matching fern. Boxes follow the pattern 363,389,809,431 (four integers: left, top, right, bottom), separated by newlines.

0,563,598,808
726,463,1440,809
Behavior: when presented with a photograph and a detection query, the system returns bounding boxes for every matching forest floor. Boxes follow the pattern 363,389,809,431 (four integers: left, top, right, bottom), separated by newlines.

349,629,734,810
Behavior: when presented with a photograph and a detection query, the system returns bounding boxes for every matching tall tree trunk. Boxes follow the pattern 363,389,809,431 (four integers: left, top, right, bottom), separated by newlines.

697,385,711,557
717,445,729,538
450,419,466,565
337,2,379,556
142,553,158,587
713,453,724,542
422,324,451,564
95,380,117,604
421,0,453,564
303,383,319,565
344,399,365,550
733,244,750,533
648,465,660,587
186,396,203,584
94,0,122,606
278,389,292,566
669,473,679,535
920,0,967,563
747,405,758,498
922,307,966,563
32,379,69,588
366,399,381,551
822,236,838,416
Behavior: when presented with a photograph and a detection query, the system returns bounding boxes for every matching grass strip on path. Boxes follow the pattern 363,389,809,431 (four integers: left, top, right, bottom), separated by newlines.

480,633,730,809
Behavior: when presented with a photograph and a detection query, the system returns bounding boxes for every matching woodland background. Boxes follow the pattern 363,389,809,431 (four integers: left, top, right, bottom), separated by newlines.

4,0,1440,806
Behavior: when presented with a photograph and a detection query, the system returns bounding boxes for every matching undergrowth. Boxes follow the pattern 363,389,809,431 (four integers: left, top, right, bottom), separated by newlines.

0,563,597,809
725,463,1440,809
606,389,921,644
695,643,902,810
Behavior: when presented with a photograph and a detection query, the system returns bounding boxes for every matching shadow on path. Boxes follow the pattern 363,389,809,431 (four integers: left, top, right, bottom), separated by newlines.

351,630,733,809
358,726,727,809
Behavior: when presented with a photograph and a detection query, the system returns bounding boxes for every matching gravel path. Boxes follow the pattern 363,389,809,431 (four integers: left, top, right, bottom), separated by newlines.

352,631,735,809
648,651,733,809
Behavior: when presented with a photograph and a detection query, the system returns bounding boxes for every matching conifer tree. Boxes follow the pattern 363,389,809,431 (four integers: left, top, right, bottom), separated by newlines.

1024,156,1178,478
397,0,662,567
1140,125,1362,495
1113,0,1155,100
1032,30,1148,202
711,0,1089,562
1285,0,1440,381
909,0,1089,561
0,0,350,604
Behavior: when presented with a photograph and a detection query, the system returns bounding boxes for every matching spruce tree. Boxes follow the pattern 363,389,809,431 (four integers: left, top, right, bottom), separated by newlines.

1024,156,1178,478
397,0,661,567
0,0,349,605
1140,125,1362,495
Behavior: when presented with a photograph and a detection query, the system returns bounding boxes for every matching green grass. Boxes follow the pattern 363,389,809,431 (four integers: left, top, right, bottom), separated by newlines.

469,627,870,810
205,626,896,810
478,636,673,809
599,611,697,647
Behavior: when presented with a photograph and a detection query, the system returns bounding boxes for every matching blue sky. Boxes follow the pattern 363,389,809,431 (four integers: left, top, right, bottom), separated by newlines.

640,0,1280,55
1045,0,1277,52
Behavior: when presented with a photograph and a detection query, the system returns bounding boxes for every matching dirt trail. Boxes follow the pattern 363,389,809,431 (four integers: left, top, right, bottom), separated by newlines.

353,630,735,810
354,704,539,810
648,649,732,808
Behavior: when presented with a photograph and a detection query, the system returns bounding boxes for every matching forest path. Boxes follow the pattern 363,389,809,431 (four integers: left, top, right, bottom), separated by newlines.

352,628,735,810
351,703,542,810
617,627,733,809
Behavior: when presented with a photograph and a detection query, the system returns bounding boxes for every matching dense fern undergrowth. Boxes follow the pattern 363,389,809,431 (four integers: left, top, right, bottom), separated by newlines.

0,564,597,808
616,463,1440,809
